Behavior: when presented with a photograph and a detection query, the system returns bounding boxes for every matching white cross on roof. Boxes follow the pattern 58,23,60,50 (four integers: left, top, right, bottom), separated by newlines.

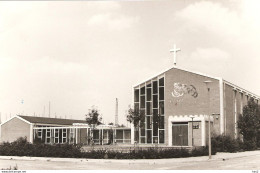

170,44,181,66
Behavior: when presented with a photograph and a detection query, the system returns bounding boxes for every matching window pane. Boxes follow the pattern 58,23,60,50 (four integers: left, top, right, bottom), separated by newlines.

141,137,145,144
152,81,158,94
116,130,123,139
140,96,145,108
141,128,145,136
159,87,164,100
153,95,158,108
159,116,164,129
134,89,139,102
93,130,99,139
140,110,145,122
159,101,164,115
63,138,66,143
146,102,152,115
146,116,152,129
153,109,158,136
146,88,152,101
147,83,152,87
141,86,145,95
134,103,139,111
147,130,152,143
135,130,139,142
159,78,164,86
159,130,165,143
153,137,158,143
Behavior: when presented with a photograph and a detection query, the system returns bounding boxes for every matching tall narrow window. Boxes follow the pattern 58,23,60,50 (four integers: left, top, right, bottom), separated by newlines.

141,86,145,95
152,81,158,94
159,78,164,86
147,130,152,143
146,102,152,115
134,89,139,102
134,103,139,112
153,95,158,108
153,109,158,136
54,129,59,143
146,116,152,129
159,101,164,115
159,116,164,129
146,88,152,101
140,96,145,108
46,129,51,143
159,130,165,143
159,87,164,100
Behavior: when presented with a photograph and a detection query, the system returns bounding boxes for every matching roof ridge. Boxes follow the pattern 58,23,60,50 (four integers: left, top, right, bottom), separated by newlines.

18,115,85,121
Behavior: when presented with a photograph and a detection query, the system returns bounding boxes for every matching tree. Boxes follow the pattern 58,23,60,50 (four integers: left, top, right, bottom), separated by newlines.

126,107,145,142
85,107,102,145
85,106,102,126
126,108,142,128
237,98,260,150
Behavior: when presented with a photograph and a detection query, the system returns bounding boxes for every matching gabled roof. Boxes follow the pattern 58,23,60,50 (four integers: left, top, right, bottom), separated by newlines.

133,65,220,88
133,65,260,98
18,115,86,126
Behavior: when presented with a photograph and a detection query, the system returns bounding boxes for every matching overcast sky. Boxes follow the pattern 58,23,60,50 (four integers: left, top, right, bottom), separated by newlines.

1,0,260,124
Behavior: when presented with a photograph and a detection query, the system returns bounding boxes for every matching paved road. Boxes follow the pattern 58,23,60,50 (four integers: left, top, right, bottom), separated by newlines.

1,151,260,170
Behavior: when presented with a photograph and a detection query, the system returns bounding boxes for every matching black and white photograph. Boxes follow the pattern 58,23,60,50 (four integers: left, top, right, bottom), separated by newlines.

0,0,260,171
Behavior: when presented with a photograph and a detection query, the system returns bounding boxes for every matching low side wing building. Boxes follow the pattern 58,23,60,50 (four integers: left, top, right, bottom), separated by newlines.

0,115,131,145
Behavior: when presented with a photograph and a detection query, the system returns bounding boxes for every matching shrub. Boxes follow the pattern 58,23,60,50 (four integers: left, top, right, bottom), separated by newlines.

211,135,242,152
242,140,257,151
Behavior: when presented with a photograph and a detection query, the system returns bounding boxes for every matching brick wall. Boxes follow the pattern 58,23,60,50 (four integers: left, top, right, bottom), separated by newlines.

1,117,31,143
188,121,202,146
164,68,220,145
224,83,235,138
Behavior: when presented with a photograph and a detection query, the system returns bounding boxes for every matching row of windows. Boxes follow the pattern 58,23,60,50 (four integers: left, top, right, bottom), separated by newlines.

36,128,71,144
135,82,164,102
134,77,165,144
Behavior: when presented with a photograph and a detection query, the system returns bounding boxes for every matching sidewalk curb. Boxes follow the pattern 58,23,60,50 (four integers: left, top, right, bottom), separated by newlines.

1,150,260,164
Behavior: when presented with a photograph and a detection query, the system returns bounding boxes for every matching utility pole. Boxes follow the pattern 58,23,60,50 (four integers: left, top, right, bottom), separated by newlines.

49,101,51,118
43,106,45,117
115,98,118,126
204,80,212,159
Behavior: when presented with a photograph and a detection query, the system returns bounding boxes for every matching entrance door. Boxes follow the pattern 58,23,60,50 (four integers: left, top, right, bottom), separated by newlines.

172,122,188,146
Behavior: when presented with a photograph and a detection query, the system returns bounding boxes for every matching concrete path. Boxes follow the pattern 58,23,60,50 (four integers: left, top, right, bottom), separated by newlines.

0,150,260,170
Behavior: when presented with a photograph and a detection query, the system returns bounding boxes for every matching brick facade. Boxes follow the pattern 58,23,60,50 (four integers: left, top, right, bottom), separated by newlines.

133,67,260,146
164,68,220,145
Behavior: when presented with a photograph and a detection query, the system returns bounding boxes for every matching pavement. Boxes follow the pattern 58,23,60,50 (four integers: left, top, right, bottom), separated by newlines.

0,150,260,170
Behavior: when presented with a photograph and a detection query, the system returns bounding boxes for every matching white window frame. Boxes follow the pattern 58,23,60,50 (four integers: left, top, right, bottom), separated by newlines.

54,129,59,143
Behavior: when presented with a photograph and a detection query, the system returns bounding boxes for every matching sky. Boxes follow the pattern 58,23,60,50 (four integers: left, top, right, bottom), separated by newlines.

1,0,260,125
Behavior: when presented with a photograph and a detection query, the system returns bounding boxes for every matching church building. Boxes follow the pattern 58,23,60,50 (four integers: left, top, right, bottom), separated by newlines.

131,46,260,147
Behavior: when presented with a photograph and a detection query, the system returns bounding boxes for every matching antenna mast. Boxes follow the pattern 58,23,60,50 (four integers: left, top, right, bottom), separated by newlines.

115,98,118,126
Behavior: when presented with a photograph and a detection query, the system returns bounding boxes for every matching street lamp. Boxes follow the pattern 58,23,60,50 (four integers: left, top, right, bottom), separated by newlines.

204,80,212,159
190,115,195,147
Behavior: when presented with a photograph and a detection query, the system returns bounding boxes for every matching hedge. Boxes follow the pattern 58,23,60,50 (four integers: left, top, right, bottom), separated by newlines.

0,137,216,159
